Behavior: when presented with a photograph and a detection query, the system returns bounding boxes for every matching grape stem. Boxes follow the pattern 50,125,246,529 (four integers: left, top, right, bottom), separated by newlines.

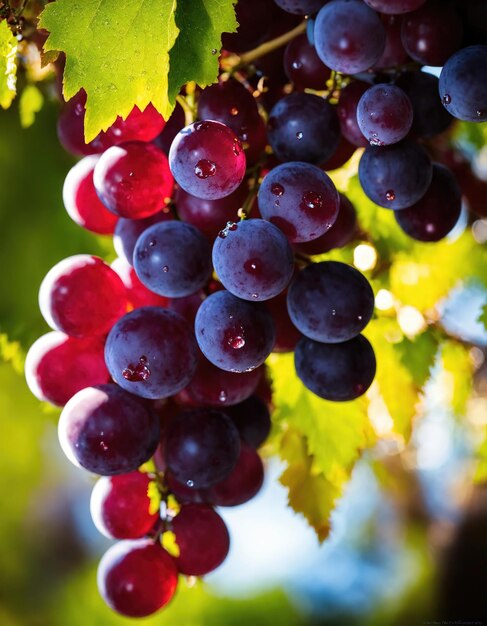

221,21,307,71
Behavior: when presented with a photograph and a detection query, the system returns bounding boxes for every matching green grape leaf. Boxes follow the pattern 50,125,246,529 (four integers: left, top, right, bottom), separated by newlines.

390,231,487,312
0,334,24,375
0,20,18,109
279,429,339,542
268,353,375,540
478,303,487,332
363,319,435,440
474,432,487,483
39,0,238,141
168,0,238,102
19,85,44,128
441,340,473,416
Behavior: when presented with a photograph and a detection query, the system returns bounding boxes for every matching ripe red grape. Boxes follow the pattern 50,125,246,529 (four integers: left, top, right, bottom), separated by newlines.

207,444,264,507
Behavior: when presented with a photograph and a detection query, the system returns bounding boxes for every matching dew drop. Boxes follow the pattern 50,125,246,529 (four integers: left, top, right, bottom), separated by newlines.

230,107,239,116
443,94,451,105
301,190,323,210
194,159,217,179
296,131,303,140
99,441,109,452
218,230,227,238
122,356,151,382
229,336,245,349
218,390,227,402
292,61,302,70
331,309,336,316
162,265,169,272
251,293,259,299
385,190,395,201
186,479,194,487
477,110,484,118
369,134,384,147
271,183,284,196
211,48,218,55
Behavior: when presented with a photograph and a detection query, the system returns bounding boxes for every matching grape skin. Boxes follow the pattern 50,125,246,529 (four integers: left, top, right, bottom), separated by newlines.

58,384,160,475
358,140,433,210
356,84,413,146
212,219,294,302
287,261,375,343
105,307,198,399
134,221,212,298
295,335,377,401
195,290,276,373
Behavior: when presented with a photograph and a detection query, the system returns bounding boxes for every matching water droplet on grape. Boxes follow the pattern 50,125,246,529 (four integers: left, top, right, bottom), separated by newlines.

229,336,245,349
477,110,484,118
162,265,169,272
232,138,243,156
369,134,384,147
443,94,451,105
271,183,284,196
230,107,239,116
99,441,109,452
301,191,323,210
296,131,303,140
425,223,435,233
292,61,302,70
331,309,336,316
385,190,395,201
218,390,227,402
122,356,151,382
251,293,259,299
194,159,217,179
186,479,194,487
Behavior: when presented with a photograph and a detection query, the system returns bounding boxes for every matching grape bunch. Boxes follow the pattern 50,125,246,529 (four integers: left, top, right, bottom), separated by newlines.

26,0,487,618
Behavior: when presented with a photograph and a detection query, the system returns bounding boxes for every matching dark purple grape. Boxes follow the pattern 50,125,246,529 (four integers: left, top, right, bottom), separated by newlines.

372,14,410,69
105,307,198,399
169,121,246,200
284,34,331,91
295,335,376,401
164,408,241,488
97,540,178,617
357,84,413,146
174,181,249,240
358,140,433,209
225,395,272,449
57,90,104,156
264,290,302,353
395,163,462,242
94,142,174,219
90,472,159,539
134,222,212,298
154,102,186,155
401,1,463,67
39,255,127,337
363,0,426,13
62,156,118,235
58,384,160,475
274,0,327,14
197,79,267,166
185,357,262,407
294,192,357,254
258,161,339,243
208,444,264,507
114,210,173,265
172,504,230,575
439,45,487,123
195,291,275,373
396,71,453,139
25,332,109,407
314,0,386,74
336,81,370,148
267,93,340,164
212,219,294,302
287,261,374,343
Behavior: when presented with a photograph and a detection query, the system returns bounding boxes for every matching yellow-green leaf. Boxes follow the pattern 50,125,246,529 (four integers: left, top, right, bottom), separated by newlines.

168,0,238,102
441,340,473,416
147,480,161,516
0,20,17,109
39,0,180,141
19,85,44,128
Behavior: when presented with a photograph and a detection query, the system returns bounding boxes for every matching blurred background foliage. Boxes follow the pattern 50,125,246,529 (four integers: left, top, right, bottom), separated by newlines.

1,90,487,626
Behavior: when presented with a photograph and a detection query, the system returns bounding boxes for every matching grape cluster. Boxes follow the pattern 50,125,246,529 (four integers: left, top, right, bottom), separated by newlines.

27,0,487,618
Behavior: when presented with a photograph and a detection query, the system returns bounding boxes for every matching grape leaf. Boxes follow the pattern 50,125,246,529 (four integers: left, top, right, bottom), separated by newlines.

39,0,237,142
441,340,473,416
478,303,487,332
19,84,44,128
268,353,375,540
168,0,238,102
0,20,17,109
